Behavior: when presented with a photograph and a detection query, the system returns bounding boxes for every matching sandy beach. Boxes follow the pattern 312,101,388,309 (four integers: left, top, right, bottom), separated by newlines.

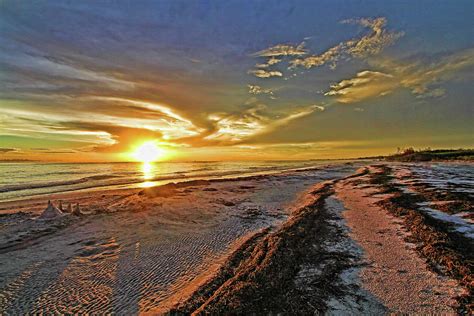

0,163,357,313
0,161,472,314
2,1,473,314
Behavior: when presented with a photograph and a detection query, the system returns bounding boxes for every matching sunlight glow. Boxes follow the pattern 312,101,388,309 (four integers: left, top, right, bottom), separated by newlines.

140,162,155,187
142,162,153,180
132,141,166,162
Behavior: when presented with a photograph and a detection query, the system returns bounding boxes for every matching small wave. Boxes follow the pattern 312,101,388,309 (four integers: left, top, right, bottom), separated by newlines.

0,174,121,193
85,175,121,181
173,167,215,174
0,161,338,202
0,179,89,193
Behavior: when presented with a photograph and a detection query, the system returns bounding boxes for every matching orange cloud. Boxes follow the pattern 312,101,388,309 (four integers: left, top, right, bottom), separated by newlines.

325,71,398,103
325,48,474,103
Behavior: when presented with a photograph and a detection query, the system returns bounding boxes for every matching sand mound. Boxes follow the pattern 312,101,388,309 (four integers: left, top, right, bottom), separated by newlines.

72,203,82,216
38,201,64,220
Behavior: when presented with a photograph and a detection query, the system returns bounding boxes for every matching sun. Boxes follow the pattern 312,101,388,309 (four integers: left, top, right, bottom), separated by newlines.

132,141,165,162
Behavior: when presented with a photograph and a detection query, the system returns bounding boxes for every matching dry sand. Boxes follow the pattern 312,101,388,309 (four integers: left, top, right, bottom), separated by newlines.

335,167,465,314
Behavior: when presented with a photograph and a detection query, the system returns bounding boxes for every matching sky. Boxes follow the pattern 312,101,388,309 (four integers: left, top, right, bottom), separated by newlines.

1,0,473,162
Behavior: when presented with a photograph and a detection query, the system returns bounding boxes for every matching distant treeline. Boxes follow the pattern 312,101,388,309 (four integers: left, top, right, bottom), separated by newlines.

386,148,474,162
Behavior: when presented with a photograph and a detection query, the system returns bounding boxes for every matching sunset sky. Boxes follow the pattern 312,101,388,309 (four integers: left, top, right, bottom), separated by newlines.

1,1,473,162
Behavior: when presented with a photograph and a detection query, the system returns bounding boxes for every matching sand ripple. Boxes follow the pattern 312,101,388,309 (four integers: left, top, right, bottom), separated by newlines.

0,164,357,314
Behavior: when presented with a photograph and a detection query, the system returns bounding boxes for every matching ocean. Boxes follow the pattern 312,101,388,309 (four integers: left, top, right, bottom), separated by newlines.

0,160,347,202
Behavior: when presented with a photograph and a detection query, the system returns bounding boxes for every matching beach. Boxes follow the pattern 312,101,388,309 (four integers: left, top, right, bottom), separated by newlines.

0,161,472,314
2,1,473,314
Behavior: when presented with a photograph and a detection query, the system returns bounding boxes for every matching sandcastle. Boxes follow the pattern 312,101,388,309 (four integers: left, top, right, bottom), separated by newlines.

39,200,64,219
72,203,82,216
38,200,83,219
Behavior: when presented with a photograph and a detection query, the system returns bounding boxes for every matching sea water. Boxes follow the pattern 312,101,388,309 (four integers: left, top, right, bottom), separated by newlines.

0,160,345,202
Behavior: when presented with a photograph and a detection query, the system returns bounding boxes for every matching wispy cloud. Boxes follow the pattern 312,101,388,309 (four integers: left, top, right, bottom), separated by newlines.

325,71,397,103
91,97,200,136
290,17,403,69
0,97,204,152
248,84,275,97
56,121,164,152
255,57,282,69
394,48,474,95
204,104,325,143
342,17,404,58
252,43,307,57
248,17,402,81
415,88,446,99
248,69,283,78
1,52,135,91
325,48,474,103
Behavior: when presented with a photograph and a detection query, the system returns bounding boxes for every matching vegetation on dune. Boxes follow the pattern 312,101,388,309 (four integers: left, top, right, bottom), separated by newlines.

386,148,474,162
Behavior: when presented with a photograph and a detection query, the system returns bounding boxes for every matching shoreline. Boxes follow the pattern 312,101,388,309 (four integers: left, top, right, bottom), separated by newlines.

0,161,359,205
2,159,470,205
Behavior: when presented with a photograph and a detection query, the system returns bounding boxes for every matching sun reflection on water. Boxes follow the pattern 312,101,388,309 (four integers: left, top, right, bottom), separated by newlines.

140,162,155,188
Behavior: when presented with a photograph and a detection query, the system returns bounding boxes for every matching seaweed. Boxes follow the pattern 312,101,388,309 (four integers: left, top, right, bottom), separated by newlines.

169,183,363,315
368,165,473,314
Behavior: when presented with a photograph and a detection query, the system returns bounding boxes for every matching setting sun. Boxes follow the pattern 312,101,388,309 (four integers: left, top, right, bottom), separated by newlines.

132,141,166,162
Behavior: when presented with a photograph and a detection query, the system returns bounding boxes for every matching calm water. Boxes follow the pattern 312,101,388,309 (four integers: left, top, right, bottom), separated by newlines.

0,160,346,202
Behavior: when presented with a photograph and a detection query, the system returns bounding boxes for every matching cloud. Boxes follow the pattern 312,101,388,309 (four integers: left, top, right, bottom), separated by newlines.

255,57,283,69
248,84,274,96
325,71,398,103
325,48,474,103
0,97,206,152
56,121,164,152
248,69,283,78
0,108,114,144
395,48,474,95
248,17,402,81
290,17,403,69
289,43,346,70
252,43,308,57
247,43,307,80
91,97,196,127
1,52,135,92
204,105,268,142
342,17,404,58
416,88,446,99
204,104,324,143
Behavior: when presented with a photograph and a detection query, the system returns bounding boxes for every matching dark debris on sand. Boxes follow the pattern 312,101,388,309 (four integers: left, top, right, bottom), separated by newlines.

369,165,473,314
169,182,372,315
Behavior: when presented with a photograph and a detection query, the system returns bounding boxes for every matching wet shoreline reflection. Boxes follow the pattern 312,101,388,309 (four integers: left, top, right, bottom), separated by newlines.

140,162,155,188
